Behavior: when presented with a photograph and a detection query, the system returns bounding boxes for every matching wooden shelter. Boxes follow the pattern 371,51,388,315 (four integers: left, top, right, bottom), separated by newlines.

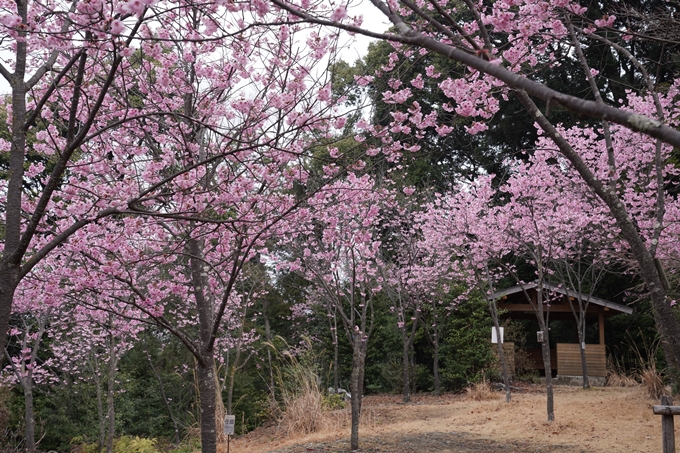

490,282,633,382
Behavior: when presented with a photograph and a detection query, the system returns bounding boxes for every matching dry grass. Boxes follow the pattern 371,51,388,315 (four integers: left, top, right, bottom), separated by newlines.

606,368,639,387
277,388,330,436
232,386,676,453
464,379,500,401
605,355,639,388
627,331,666,399
639,367,665,399
268,340,333,437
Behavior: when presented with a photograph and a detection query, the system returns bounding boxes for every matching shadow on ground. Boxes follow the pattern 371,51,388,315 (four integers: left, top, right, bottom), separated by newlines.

263,431,584,453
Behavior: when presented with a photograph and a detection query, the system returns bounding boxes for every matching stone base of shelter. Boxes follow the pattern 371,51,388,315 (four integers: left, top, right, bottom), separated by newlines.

546,375,606,387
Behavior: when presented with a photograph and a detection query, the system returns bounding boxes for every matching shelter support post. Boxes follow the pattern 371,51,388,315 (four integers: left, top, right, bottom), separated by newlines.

598,313,605,346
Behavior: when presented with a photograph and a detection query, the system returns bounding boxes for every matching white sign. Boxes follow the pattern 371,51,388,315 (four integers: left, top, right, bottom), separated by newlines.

491,327,504,344
224,415,235,435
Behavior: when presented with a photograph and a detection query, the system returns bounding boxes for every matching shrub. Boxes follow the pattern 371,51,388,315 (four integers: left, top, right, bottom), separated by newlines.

71,436,159,453
114,436,159,453
322,393,346,411
441,298,495,391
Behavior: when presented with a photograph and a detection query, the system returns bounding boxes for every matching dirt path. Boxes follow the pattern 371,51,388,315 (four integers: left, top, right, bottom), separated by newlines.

230,386,669,453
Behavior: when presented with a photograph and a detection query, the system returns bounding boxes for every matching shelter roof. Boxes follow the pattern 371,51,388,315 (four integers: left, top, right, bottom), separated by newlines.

488,282,633,315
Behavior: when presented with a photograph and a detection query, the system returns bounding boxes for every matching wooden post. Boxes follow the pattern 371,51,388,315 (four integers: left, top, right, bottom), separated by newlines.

662,396,676,453
653,395,677,453
598,313,605,345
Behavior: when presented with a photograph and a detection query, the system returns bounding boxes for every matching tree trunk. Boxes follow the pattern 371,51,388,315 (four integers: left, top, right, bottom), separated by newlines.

401,330,410,403
533,279,554,422
226,362,235,416
0,269,19,364
333,313,340,392
540,335,554,422
215,368,226,444
106,335,117,453
23,384,35,453
0,33,28,357
94,357,105,453
579,343,590,389
645,267,680,382
489,300,511,403
188,235,219,453
263,300,276,400
106,380,115,453
409,340,416,394
433,335,440,396
349,335,366,451
197,360,218,453
577,318,590,389
333,336,340,392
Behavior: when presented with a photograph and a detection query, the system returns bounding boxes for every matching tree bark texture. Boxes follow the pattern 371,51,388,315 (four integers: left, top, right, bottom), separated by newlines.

106,334,117,453
189,237,219,453
0,23,28,356
579,344,590,389
24,386,35,452
578,319,590,389
433,336,441,396
334,337,340,392
94,357,105,453
540,334,555,422
537,287,554,421
350,335,367,451
333,313,340,392
197,361,218,453
0,268,19,367
401,331,411,403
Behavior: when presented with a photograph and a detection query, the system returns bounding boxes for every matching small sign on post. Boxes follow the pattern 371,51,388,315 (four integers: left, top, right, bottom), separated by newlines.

224,414,235,453
537,331,544,343
224,414,236,435
491,327,504,344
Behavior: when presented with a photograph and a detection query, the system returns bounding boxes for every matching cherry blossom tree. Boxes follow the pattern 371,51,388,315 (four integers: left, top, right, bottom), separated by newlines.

2,255,144,453
265,0,680,379
0,0,360,449
418,179,514,403
280,173,390,451
2,281,58,453
380,194,443,402
508,148,617,389
53,308,141,453
0,0,353,363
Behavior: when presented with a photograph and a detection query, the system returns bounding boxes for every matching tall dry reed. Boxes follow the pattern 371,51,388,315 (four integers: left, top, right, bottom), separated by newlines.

268,338,332,436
